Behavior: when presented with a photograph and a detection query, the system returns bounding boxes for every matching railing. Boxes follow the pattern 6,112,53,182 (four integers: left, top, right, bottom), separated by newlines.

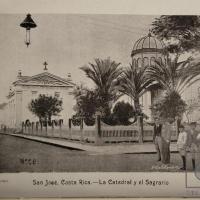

1,116,178,145
20,121,97,143
101,124,177,143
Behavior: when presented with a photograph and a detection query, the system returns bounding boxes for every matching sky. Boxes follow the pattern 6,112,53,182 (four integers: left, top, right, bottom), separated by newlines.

0,14,157,103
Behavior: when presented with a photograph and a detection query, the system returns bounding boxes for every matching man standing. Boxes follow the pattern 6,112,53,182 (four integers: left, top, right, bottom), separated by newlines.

177,124,188,170
188,122,199,170
152,120,163,162
161,119,173,164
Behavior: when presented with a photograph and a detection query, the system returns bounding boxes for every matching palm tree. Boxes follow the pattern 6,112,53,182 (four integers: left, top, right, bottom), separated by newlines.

147,55,200,136
145,56,200,164
147,56,200,96
80,57,122,120
119,61,154,143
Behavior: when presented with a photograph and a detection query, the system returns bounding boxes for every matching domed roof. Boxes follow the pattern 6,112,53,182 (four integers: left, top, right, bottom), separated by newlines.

131,33,165,57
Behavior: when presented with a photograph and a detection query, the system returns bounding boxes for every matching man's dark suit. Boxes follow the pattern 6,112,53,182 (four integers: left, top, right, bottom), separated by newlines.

153,124,162,141
153,124,163,161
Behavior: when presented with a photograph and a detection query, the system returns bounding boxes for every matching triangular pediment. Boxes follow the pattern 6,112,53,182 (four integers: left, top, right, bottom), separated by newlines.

14,72,75,87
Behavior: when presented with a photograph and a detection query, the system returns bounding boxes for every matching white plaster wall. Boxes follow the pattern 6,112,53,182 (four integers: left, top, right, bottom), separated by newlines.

3,94,16,128
0,105,7,126
142,91,152,120
182,80,200,122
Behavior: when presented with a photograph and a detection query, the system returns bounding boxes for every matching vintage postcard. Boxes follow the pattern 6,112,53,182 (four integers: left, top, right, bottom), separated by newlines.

0,0,200,198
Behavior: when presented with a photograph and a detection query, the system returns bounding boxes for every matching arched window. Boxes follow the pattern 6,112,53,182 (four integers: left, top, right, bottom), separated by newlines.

157,57,163,65
164,58,167,65
137,58,142,68
132,58,136,67
143,57,149,67
139,95,144,107
150,57,156,66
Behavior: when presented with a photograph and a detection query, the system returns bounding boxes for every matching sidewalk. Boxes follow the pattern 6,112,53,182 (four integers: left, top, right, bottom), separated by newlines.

3,133,178,155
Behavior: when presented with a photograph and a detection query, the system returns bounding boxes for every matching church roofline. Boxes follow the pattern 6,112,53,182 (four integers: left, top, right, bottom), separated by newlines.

13,71,75,87
7,91,15,99
15,83,74,88
13,76,30,84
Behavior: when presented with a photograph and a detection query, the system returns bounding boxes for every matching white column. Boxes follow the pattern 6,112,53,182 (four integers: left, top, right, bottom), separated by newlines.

15,91,23,129
144,91,152,121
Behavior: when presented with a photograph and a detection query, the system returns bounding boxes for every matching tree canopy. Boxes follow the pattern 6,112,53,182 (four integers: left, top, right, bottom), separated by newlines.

146,57,200,95
111,101,136,125
151,91,187,122
28,94,63,121
151,15,200,55
119,61,154,115
80,57,122,117
72,84,97,126
147,56,200,122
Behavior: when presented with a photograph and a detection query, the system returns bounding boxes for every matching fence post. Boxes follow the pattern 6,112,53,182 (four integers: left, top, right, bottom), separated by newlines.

21,122,24,134
36,122,38,136
80,117,84,142
28,123,31,135
45,120,48,137
31,122,34,135
95,112,103,145
175,117,180,138
40,121,42,131
51,120,54,138
39,121,43,136
69,118,72,140
137,115,144,143
59,119,62,130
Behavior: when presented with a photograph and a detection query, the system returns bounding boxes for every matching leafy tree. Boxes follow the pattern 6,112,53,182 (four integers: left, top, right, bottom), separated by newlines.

28,94,63,122
111,101,136,125
72,85,97,126
80,57,122,119
151,15,200,55
71,114,81,126
119,61,154,142
151,91,187,122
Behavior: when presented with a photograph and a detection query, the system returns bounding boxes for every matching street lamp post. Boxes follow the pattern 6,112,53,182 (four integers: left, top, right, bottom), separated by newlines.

20,13,37,47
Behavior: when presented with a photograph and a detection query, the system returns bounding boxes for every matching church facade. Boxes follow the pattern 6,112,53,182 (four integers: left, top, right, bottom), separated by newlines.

1,69,75,129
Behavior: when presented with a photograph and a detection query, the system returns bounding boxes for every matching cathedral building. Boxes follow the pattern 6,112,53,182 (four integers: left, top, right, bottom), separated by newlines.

130,32,200,123
1,64,75,129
